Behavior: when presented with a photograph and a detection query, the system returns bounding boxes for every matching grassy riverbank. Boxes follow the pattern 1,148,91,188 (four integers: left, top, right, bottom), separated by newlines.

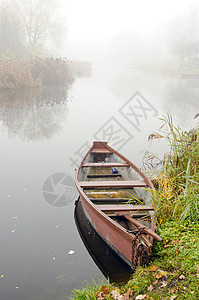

70,116,199,300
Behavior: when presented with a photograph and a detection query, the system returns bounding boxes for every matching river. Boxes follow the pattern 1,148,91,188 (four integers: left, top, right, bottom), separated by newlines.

0,66,198,299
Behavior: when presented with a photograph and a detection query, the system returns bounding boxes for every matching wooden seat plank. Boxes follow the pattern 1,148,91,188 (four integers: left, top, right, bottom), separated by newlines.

87,174,122,178
91,149,112,154
82,163,129,167
97,204,154,212
90,197,143,203
79,180,147,188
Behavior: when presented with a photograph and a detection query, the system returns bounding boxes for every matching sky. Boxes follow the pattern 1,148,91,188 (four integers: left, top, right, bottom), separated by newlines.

60,0,194,60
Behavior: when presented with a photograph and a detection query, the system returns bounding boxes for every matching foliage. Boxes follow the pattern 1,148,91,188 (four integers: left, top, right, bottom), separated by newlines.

0,0,66,56
31,57,74,85
71,279,107,300
0,59,41,90
0,57,74,90
149,114,199,223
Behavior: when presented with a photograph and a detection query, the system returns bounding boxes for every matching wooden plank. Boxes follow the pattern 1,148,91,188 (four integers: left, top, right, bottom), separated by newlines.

117,211,162,242
97,204,154,212
82,162,129,167
90,197,143,203
79,180,147,188
106,212,149,217
87,174,122,178
91,149,112,154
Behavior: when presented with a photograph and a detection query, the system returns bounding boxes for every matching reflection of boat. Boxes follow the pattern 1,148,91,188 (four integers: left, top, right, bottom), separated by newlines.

74,199,131,283
75,141,162,271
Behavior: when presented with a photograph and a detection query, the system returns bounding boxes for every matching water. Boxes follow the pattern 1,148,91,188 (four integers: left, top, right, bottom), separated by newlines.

0,67,198,299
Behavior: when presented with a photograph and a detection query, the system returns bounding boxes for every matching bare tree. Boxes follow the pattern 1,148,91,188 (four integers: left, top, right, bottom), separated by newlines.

13,0,66,52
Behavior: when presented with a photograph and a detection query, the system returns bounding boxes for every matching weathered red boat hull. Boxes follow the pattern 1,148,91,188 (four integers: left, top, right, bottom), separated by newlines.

80,196,134,266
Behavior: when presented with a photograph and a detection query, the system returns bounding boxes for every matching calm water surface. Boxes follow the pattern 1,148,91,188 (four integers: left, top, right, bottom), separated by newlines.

0,67,198,299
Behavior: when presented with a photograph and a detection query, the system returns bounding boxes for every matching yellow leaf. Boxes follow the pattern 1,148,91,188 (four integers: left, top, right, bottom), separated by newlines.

149,265,158,272
1,275,4,278
100,285,110,295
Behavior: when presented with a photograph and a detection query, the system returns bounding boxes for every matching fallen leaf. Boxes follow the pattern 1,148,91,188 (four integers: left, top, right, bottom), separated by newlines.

149,265,158,272
101,285,110,296
95,291,104,300
1,275,4,278
111,289,123,299
135,295,146,300
11,229,15,233
132,285,138,290
68,250,76,255
190,291,194,294
160,281,167,288
170,296,177,300
147,285,153,292
178,275,186,280
123,288,133,299
156,273,164,279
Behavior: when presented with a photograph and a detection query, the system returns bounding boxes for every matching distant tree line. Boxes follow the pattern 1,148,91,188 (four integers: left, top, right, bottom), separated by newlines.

169,3,199,69
0,0,65,57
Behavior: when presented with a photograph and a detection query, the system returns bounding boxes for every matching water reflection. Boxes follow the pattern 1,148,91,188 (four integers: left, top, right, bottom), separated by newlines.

0,85,71,140
74,199,131,283
165,78,199,128
96,68,199,129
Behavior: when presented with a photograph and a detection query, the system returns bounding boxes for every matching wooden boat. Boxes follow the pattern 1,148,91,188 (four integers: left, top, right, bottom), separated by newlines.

75,141,162,270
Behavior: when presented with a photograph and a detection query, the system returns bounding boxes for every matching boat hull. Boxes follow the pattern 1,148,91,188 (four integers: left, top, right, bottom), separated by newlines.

75,198,131,282
79,192,150,267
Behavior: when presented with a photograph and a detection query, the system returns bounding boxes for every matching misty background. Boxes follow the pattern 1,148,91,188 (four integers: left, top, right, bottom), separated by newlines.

1,0,199,70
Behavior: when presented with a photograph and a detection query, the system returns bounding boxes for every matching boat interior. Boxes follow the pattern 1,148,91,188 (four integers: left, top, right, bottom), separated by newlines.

78,150,157,241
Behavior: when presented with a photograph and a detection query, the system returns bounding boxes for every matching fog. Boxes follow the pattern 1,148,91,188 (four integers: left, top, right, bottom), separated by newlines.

1,0,199,68
61,0,197,65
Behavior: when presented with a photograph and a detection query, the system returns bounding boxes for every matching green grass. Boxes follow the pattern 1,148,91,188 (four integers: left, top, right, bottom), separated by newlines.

124,221,199,299
71,279,108,300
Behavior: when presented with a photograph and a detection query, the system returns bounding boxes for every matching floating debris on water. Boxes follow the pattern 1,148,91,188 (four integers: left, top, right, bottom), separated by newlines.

68,250,76,255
